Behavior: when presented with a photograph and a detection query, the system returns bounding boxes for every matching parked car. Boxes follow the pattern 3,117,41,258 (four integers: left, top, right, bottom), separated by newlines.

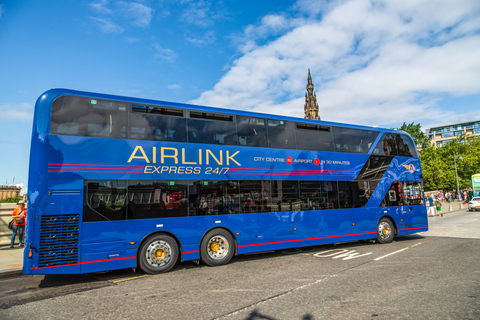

468,197,480,211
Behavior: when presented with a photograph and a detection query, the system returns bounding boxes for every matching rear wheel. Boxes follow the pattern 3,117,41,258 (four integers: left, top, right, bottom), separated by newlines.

139,234,178,274
200,229,235,266
377,217,395,244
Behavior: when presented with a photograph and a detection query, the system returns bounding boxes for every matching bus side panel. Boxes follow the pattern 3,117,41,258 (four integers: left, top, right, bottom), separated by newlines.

396,205,428,234
23,206,35,274
29,179,84,274
81,221,129,273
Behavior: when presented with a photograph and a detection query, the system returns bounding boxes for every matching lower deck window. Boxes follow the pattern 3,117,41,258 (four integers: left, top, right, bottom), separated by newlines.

83,179,410,222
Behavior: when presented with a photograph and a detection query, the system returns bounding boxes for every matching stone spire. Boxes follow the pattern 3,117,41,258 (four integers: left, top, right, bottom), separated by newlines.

304,69,320,120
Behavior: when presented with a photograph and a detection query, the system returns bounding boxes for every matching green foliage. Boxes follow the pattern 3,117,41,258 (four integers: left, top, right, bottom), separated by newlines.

419,134,480,191
0,197,22,203
399,122,431,149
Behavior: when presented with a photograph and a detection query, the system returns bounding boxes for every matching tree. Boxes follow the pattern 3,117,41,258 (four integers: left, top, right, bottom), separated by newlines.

420,134,480,191
398,122,431,149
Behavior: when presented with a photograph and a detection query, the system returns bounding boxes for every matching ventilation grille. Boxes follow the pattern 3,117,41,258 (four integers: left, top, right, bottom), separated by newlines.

38,214,80,268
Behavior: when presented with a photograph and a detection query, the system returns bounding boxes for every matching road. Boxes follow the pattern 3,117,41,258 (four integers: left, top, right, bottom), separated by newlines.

0,210,479,320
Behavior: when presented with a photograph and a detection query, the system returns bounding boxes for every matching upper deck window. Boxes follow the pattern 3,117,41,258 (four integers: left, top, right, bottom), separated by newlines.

187,112,237,145
332,127,378,154
130,105,186,142
132,105,183,117
237,116,268,147
373,133,417,157
190,111,233,122
296,124,334,152
51,96,127,138
372,132,397,156
397,134,417,157
51,95,387,156
267,120,296,149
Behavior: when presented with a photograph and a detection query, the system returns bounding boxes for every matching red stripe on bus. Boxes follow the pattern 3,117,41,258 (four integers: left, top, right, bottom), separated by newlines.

48,170,143,173
183,250,199,254
48,163,144,167
228,168,357,172
398,226,428,231
48,169,143,172
229,168,357,174
238,231,378,248
33,256,136,270
48,166,143,170
226,173,355,176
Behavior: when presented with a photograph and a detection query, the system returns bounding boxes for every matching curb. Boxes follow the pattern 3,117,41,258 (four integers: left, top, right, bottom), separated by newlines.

0,269,24,280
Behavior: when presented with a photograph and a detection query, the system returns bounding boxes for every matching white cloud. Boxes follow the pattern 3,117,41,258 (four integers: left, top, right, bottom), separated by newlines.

179,0,227,28
91,17,124,34
186,30,216,47
88,0,154,33
0,103,33,122
89,0,112,15
153,43,177,62
126,37,140,43
0,4,4,19
117,1,153,27
191,0,480,129
167,84,181,90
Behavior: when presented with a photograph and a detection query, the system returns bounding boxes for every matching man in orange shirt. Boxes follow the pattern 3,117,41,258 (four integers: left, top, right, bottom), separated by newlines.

10,200,27,248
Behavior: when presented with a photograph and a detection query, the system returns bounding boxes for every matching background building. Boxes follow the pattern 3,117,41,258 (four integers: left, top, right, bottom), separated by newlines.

304,69,320,120
0,186,22,201
426,120,480,147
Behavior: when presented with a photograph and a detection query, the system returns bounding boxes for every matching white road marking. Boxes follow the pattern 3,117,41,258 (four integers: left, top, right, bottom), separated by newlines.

313,249,373,260
374,242,423,261
374,247,410,261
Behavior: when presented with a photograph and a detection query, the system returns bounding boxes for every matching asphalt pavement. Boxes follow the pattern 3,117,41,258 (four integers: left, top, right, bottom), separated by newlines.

0,208,479,319
0,208,469,279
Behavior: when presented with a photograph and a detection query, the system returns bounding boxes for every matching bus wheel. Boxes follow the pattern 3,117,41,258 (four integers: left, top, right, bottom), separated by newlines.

377,217,395,244
200,229,235,267
139,234,178,274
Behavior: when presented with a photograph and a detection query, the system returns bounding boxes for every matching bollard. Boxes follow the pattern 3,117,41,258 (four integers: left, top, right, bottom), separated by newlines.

449,205,452,212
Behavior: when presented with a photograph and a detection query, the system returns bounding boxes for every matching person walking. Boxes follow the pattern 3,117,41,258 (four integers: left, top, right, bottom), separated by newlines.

10,200,27,248
427,194,435,217
435,196,443,217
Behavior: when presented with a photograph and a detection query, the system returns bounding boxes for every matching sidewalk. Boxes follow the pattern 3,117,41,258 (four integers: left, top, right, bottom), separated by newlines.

0,245,24,278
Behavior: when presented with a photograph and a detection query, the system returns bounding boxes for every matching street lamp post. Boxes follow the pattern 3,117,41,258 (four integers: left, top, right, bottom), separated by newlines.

454,152,462,201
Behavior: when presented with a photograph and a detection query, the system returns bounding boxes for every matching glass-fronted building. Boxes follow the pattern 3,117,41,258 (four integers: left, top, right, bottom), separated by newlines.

426,120,480,147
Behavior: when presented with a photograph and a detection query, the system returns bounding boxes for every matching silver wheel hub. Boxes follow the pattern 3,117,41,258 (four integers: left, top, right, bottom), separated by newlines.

207,235,229,260
378,221,392,240
146,240,172,267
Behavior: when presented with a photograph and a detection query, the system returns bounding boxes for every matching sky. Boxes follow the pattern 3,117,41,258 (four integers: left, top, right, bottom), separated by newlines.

1,0,480,192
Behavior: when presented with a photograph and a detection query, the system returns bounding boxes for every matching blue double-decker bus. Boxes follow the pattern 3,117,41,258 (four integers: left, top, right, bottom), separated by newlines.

24,89,427,275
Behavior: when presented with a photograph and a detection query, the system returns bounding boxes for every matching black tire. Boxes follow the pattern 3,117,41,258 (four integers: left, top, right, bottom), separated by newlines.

200,229,235,267
377,217,395,244
138,234,178,274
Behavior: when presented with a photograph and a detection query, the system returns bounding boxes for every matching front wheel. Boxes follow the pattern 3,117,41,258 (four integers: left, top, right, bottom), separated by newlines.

200,229,235,267
377,217,395,244
139,234,178,274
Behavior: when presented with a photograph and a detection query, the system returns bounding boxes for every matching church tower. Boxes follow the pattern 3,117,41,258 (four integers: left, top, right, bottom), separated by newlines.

304,69,320,120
